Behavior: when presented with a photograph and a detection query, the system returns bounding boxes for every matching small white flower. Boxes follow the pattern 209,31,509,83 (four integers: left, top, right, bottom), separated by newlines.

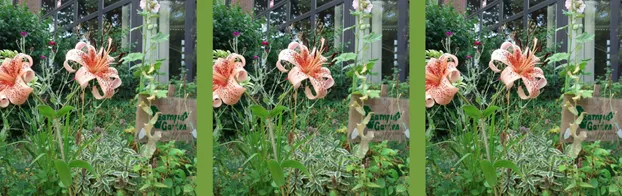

353,0,373,13
617,129,622,139
140,0,161,13
563,128,571,140
402,123,409,139
192,129,197,139
565,0,586,14
351,128,359,139
138,128,146,139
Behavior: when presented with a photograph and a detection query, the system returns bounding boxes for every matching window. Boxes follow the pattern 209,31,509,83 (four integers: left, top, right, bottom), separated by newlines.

528,4,556,50
467,0,480,15
291,0,311,19
503,0,522,19
482,4,499,27
79,0,98,18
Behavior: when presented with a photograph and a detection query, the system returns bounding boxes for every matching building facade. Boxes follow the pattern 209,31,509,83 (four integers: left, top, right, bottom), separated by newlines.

442,0,622,82
229,0,410,82
14,0,197,83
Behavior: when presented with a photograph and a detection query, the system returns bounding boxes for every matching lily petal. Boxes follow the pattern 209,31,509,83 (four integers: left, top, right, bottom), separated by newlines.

215,77,246,105
427,77,458,106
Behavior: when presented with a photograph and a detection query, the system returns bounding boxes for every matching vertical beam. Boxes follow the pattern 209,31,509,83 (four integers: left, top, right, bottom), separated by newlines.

343,0,356,54
311,0,317,30
583,0,595,82
556,0,568,54
397,0,408,81
186,0,197,82
98,0,103,36
131,0,142,53
157,0,171,84
611,0,620,81
369,0,382,83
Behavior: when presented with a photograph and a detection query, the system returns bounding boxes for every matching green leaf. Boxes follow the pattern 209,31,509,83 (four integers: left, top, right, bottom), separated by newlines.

363,32,382,43
376,178,386,188
37,105,56,119
183,184,194,193
151,32,170,43
366,182,382,188
164,178,174,188
250,105,270,119
281,160,310,178
576,32,595,43
494,160,523,177
547,53,569,63
334,53,357,64
54,160,72,187
480,160,497,186
579,182,594,188
565,182,577,191
352,183,364,191
122,53,144,63
154,182,168,188
267,160,285,186
482,105,500,117
68,160,96,175
462,105,482,119
269,105,288,118
57,106,74,117
558,165,567,172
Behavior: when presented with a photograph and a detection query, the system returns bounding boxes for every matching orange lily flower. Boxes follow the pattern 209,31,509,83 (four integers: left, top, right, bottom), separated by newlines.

276,38,334,100
489,38,547,99
64,38,122,99
0,53,35,107
213,53,247,108
425,54,460,108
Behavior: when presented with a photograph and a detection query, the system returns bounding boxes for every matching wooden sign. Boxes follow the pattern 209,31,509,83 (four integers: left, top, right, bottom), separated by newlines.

135,85,197,142
560,86,622,142
347,85,409,142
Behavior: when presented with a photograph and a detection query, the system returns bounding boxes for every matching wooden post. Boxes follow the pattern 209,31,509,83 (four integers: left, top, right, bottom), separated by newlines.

380,84,388,97
593,84,600,98
168,84,176,97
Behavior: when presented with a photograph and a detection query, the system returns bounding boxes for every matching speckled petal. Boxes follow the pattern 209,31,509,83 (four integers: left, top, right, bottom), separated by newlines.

287,66,310,89
500,67,522,90
3,77,33,105
427,77,458,106
304,76,328,100
213,93,222,108
215,77,246,105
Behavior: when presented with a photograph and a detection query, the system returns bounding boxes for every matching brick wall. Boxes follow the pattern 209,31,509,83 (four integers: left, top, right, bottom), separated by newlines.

230,0,254,13
442,0,467,14
16,0,41,14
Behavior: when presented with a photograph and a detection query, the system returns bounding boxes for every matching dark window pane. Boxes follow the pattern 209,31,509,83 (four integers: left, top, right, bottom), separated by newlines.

42,0,56,15
270,5,287,28
57,3,74,28
482,4,499,27
290,17,312,41
254,0,267,13
467,0,480,15
77,17,98,40
317,0,332,7
104,0,120,8
315,4,344,51
529,0,546,7
291,0,311,19
156,1,188,78
587,1,610,79
501,17,523,41
79,0,98,18
503,0,522,19
528,4,556,44
381,0,399,79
